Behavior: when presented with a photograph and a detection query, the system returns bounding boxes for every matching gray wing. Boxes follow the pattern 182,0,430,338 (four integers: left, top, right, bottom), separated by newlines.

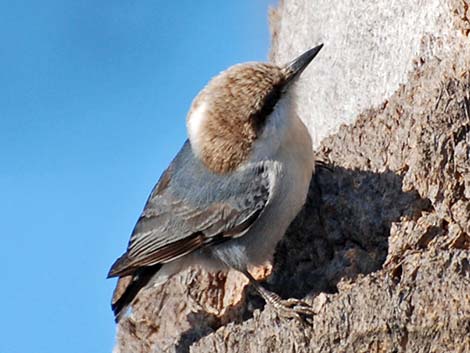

108,140,273,277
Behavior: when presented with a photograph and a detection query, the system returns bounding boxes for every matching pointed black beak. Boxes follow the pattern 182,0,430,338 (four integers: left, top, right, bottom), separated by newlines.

283,44,323,83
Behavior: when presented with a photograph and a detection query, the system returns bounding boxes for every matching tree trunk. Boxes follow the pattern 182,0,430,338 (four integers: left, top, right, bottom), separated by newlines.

114,1,470,352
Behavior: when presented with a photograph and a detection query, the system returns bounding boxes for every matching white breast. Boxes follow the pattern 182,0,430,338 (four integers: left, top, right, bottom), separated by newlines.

242,97,315,266
270,106,314,227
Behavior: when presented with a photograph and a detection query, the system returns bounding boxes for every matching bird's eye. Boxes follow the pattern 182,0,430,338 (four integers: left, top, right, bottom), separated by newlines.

251,83,284,131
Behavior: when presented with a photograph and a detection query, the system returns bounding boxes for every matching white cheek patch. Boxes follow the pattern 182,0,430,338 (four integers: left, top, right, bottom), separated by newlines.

187,101,208,152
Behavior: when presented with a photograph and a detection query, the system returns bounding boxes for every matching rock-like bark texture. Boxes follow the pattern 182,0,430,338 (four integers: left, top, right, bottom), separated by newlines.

113,1,470,352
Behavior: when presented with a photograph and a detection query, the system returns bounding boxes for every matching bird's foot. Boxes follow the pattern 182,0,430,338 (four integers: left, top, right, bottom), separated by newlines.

242,270,315,323
263,290,315,323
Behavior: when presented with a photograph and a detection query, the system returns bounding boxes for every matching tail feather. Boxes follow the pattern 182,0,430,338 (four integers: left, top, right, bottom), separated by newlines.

111,264,162,322
108,253,134,278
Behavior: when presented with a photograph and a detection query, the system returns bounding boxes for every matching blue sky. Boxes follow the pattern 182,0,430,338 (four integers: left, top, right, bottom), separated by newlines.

0,1,275,352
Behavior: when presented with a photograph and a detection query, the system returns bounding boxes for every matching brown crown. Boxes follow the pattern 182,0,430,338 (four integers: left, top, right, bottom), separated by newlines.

187,63,287,173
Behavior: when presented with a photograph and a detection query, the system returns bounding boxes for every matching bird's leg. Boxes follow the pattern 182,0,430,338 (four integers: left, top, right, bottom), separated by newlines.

241,270,315,321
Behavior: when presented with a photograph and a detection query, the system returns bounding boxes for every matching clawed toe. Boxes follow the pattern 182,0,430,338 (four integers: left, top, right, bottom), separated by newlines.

241,270,315,323
271,297,315,323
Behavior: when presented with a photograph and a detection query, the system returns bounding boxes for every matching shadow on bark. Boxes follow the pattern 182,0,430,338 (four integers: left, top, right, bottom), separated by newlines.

174,311,219,353
267,164,431,300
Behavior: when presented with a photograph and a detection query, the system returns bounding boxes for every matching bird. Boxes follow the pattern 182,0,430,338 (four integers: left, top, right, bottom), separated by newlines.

108,44,324,323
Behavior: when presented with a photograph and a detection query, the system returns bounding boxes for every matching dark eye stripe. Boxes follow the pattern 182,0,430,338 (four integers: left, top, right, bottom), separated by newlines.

251,81,284,133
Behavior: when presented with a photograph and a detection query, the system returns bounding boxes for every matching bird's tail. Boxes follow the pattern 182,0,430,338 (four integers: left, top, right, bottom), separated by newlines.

111,264,162,322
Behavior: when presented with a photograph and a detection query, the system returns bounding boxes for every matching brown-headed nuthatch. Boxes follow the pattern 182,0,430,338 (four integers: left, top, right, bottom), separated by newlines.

108,44,323,322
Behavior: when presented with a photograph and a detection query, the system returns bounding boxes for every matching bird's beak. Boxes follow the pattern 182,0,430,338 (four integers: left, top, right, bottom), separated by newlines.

283,44,323,84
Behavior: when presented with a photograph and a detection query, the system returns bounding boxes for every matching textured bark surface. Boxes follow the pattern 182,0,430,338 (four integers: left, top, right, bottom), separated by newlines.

113,1,470,352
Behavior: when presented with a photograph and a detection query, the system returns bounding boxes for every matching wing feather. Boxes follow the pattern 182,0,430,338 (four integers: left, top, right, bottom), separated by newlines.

108,141,273,278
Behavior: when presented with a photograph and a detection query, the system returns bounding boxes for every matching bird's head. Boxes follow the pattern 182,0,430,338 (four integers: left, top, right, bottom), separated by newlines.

187,44,323,173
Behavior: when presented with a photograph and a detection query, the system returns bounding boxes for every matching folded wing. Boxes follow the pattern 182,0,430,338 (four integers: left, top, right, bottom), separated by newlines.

108,140,273,278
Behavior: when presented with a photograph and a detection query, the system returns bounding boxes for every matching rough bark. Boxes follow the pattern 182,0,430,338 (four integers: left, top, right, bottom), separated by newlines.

113,1,470,352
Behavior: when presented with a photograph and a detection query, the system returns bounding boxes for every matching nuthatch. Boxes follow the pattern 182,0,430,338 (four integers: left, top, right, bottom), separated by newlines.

108,44,323,322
